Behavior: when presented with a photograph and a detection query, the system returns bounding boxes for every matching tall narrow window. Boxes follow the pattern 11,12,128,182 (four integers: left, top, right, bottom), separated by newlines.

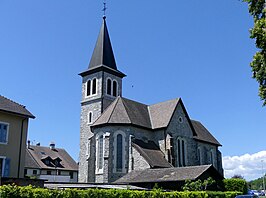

0,123,8,144
88,112,93,124
197,147,202,165
210,150,214,165
113,81,117,97
177,139,181,167
86,80,91,96
113,131,126,173
182,140,186,166
116,134,123,171
177,138,186,167
169,137,175,166
98,135,104,170
92,78,97,95
107,79,112,95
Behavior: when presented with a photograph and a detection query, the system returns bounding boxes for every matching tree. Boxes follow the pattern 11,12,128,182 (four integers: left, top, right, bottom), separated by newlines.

243,0,266,105
232,174,245,179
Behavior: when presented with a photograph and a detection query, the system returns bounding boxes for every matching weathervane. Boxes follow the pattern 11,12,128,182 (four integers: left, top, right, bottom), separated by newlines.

102,0,107,17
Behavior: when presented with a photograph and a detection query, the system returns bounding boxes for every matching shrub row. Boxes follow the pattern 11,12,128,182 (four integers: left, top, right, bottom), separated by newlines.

0,185,241,198
223,178,248,194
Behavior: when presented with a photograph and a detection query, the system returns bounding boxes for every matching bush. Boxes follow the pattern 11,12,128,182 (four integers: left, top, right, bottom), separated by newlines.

223,178,248,194
0,184,241,198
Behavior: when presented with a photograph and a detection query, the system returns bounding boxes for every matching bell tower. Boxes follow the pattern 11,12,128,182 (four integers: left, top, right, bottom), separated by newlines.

78,16,126,182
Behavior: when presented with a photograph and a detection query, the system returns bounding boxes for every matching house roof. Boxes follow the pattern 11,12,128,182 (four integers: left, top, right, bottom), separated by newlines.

191,120,221,146
25,145,78,171
0,95,35,118
92,97,221,146
114,165,221,184
93,96,180,130
132,139,172,168
79,17,126,78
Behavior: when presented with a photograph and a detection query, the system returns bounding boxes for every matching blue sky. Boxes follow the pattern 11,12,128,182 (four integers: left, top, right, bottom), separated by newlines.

0,1,265,180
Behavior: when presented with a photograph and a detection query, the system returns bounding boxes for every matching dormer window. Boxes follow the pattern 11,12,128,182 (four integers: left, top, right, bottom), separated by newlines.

86,78,97,97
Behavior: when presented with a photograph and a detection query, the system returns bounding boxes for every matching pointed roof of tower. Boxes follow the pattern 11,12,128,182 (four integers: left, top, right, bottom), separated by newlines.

79,17,126,78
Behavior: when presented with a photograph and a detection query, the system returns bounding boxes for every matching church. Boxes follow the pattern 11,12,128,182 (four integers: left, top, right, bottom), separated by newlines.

78,16,223,185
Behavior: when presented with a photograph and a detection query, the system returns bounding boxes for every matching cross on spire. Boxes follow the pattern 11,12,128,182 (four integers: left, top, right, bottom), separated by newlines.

102,0,107,17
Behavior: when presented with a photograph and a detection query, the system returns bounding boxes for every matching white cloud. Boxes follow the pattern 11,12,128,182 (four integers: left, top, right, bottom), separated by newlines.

223,151,266,181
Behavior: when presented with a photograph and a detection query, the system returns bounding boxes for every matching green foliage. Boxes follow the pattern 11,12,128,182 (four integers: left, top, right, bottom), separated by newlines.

182,177,216,191
0,184,241,198
223,178,248,194
248,174,266,190
243,0,266,105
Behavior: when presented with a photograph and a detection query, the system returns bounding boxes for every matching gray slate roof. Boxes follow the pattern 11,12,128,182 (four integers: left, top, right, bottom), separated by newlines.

25,145,78,171
93,96,221,146
132,139,172,168
191,120,221,146
93,96,180,130
0,95,35,118
79,17,126,78
114,165,214,184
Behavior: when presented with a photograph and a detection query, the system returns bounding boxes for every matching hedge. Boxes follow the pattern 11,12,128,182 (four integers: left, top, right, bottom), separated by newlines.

223,178,248,194
0,185,241,198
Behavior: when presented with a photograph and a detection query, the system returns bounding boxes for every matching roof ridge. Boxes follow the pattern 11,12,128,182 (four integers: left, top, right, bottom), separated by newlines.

120,97,133,125
147,106,154,129
107,97,120,123
0,95,26,108
149,97,180,107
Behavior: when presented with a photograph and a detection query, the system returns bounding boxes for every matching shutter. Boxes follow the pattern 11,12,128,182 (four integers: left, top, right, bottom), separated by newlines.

3,158,10,177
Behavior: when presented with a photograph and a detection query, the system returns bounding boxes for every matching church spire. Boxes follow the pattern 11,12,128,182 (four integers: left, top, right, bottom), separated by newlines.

88,17,117,70
79,16,125,78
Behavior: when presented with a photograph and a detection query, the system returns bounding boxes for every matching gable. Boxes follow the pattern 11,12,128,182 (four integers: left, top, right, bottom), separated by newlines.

166,100,195,138
148,98,179,129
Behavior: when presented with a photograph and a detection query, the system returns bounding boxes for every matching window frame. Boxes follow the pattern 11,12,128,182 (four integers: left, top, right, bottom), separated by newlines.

0,156,6,177
113,131,126,173
95,133,105,174
176,137,187,167
87,111,93,124
0,121,9,145
85,77,97,98
106,78,119,97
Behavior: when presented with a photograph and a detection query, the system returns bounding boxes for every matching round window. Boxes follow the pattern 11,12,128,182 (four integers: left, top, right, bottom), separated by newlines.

178,116,183,123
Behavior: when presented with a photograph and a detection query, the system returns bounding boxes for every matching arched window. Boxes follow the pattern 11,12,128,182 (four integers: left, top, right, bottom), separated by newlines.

116,134,123,171
87,112,93,124
86,80,91,96
197,147,202,165
106,78,119,97
96,135,104,172
177,137,186,167
107,79,112,95
113,131,126,173
209,149,214,166
92,78,97,95
113,81,117,97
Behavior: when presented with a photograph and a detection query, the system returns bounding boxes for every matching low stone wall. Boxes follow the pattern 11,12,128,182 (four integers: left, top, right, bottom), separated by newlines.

1,177,45,187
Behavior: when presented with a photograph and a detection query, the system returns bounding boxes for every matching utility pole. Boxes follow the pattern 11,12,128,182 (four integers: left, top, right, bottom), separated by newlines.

261,160,265,192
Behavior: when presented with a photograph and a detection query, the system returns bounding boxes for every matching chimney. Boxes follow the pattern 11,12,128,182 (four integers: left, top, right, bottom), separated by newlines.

27,140,30,149
49,142,55,150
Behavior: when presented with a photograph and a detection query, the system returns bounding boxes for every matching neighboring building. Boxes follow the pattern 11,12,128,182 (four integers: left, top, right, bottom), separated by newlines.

25,142,78,182
0,95,35,178
114,165,224,190
78,16,223,184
